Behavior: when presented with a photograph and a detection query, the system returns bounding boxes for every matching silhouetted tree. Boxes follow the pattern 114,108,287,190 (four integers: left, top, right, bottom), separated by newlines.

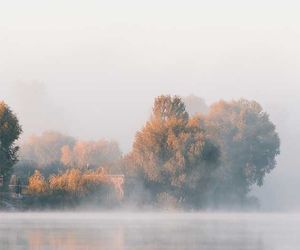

0,101,22,191
205,99,280,205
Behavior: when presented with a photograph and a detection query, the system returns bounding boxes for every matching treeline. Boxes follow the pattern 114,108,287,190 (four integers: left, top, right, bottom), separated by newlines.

0,95,280,210
11,132,123,209
123,96,280,209
25,168,119,209
14,131,122,182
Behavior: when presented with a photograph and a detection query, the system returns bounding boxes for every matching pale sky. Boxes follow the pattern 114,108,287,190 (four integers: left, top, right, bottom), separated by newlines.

1,0,300,210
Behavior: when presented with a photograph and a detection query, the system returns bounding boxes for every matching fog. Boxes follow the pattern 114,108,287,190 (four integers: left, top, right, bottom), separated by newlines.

1,1,300,211
1,212,300,249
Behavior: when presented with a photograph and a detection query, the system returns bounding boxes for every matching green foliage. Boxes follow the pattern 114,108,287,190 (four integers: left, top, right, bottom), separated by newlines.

0,101,22,191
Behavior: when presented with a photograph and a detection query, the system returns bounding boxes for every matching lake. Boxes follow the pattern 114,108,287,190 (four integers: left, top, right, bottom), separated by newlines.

0,212,299,250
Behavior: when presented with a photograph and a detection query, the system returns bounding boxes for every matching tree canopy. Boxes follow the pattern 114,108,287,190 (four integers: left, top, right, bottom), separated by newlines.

20,131,75,167
61,139,122,171
127,95,220,206
0,101,22,190
4,95,280,210
204,99,280,204
17,131,122,177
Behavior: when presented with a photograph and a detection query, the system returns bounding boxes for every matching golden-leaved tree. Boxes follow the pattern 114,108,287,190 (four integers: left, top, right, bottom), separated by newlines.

126,95,220,206
60,140,122,171
20,131,75,167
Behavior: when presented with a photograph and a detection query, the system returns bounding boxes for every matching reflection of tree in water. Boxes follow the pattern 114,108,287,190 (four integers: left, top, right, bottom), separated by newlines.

0,228,29,249
3,214,298,250
26,224,124,250
3,221,267,250
121,219,267,250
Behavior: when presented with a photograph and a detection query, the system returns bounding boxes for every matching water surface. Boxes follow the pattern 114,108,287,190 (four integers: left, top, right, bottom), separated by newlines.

0,212,299,250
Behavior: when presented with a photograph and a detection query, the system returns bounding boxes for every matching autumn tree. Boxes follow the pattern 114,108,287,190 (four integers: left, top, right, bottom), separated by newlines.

204,99,280,205
60,140,122,172
28,170,48,194
49,168,110,197
27,168,117,207
127,95,219,206
0,101,22,191
16,131,122,183
20,131,75,167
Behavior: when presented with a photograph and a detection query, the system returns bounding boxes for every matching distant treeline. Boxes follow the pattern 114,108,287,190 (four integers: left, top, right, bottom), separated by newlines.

0,95,280,210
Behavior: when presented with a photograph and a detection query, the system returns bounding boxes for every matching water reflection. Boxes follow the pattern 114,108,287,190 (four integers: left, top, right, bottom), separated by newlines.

0,213,299,250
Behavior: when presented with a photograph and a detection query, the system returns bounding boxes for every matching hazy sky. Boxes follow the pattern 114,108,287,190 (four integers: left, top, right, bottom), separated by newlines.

1,0,300,210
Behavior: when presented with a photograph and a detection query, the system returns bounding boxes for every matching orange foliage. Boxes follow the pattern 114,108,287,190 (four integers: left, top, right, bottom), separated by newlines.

28,170,48,194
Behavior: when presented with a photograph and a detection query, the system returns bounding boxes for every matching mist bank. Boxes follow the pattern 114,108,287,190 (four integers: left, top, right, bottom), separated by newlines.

2,212,300,250
0,95,280,211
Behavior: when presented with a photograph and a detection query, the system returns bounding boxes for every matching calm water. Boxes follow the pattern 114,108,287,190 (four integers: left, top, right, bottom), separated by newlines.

0,212,299,250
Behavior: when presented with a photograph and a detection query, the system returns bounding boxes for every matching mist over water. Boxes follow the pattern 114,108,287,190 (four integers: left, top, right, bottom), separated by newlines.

1,4,300,250
0,67,299,215
1,212,299,250
1,2,300,212
2,82,300,211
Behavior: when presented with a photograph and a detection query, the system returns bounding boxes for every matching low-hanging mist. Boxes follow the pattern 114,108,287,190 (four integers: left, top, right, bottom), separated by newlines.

1,95,280,210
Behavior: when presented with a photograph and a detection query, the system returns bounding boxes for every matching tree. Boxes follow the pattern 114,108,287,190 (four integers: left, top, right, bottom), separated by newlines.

205,99,280,205
0,101,22,191
127,95,220,206
28,170,48,194
60,139,122,172
20,131,75,167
